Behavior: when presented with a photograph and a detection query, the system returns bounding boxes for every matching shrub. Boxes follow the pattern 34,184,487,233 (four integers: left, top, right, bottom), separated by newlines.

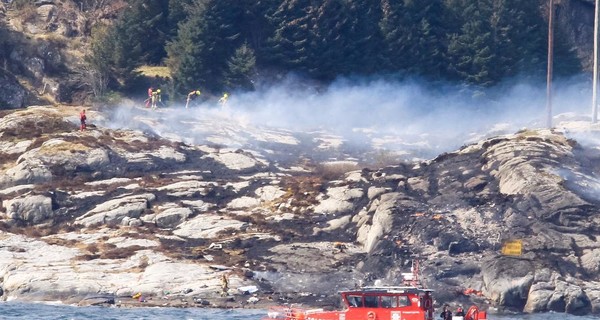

96,90,124,106
11,0,37,20
22,226,42,238
99,245,144,259
75,253,99,261
86,243,99,254
43,237,78,247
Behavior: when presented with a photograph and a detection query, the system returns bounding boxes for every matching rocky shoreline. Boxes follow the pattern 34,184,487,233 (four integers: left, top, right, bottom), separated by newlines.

1,106,600,315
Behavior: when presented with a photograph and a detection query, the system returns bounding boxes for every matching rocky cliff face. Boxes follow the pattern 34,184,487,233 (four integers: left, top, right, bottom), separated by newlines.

1,106,600,315
0,69,26,109
0,0,125,105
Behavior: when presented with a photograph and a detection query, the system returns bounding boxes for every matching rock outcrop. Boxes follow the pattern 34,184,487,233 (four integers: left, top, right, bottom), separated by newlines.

0,69,26,109
1,106,600,315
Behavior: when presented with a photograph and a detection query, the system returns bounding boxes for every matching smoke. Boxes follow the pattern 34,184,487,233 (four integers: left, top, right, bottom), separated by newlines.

100,74,596,161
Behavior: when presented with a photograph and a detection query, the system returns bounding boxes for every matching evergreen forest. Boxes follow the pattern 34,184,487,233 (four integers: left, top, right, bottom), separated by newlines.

87,0,581,99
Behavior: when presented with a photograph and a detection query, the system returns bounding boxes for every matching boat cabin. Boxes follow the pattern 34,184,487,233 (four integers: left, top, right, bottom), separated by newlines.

264,260,487,320
264,286,435,320
337,286,434,320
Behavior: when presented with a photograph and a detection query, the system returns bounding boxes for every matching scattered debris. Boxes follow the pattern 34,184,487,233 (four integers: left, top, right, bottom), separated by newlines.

238,285,259,295
209,243,223,250
210,265,231,270
333,242,347,253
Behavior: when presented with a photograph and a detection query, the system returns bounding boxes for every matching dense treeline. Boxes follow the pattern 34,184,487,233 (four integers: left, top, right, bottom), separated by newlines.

88,0,580,98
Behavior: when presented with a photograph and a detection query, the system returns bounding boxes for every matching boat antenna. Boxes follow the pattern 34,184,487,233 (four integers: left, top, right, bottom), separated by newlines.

402,259,424,288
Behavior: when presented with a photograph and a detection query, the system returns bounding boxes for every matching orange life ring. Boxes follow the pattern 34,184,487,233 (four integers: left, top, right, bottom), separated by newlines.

367,311,377,320
465,306,479,320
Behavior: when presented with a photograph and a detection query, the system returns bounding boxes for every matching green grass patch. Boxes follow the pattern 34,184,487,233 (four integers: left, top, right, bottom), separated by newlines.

136,66,171,78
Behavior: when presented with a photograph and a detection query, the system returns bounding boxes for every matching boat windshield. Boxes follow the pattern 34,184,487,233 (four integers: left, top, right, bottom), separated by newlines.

348,295,363,307
346,294,412,308
365,296,378,308
382,295,411,307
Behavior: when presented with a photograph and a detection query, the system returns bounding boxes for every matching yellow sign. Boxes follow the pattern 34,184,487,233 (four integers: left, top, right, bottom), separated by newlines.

501,240,523,256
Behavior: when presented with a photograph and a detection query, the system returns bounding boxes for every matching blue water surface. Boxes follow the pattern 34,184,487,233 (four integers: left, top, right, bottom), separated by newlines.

0,302,597,320
0,302,264,320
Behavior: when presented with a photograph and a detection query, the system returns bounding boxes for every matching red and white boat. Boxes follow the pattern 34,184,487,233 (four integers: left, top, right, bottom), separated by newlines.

263,260,488,320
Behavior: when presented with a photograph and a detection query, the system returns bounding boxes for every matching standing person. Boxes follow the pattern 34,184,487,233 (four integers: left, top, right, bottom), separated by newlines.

218,92,228,107
145,86,153,108
440,304,452,320
151,89,162,110
186,89,201,109
455,305,465,317
220,273,229,297
80,109,87,131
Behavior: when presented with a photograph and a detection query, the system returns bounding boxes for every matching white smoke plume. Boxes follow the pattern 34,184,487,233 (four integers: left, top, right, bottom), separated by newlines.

100,74,595,161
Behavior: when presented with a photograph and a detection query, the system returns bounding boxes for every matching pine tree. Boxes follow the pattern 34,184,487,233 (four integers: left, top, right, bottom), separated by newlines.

85,0,173,85
223,43,257,90
310,0,354,79
85,24,117,97
446,0,496,86
265,0,315,74
488,0,546,80
110,18,144,76
103,0,171,66
402,0,448,79
196,0,244,90
165,2,208,95
167,0,246,94
237,0,280,65
87,24,115,75
379,0,407,72
86,20,141,85
346,0,384,75
167,0,195,37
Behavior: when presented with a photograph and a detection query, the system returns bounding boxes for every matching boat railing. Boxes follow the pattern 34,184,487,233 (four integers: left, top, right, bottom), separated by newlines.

359,286,434,293
305,308,324,314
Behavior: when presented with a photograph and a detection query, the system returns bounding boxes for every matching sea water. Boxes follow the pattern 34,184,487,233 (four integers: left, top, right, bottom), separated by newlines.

0,302,597,320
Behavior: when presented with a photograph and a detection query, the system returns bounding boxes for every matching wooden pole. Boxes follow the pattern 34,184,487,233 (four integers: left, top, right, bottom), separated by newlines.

546,0,555,129
593,0,600,123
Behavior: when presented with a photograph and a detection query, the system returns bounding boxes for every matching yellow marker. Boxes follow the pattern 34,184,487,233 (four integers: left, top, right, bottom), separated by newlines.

501,239,523,256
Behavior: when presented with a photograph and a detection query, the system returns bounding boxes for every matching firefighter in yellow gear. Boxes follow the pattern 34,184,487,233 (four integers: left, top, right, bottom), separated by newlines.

218,92,229,107
220,274,229,296
151,89,162,109
186,90,201,109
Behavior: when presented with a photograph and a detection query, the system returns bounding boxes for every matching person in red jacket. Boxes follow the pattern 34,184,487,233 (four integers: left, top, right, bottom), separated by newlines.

80,109,87,131
145,87,153,108
455,306,465,317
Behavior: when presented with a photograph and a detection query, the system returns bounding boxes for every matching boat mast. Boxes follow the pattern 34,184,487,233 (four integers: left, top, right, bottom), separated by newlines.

546,0,555,128
593,0,600,123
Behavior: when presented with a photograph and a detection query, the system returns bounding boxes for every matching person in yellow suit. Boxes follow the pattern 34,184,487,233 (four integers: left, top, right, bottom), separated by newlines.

218,92,229,107
220,274,229,296
186,90,201,109
151,89,162,110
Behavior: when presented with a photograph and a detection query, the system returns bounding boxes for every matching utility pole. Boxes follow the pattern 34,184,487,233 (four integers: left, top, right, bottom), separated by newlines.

546,0,555,129
593,0,600,123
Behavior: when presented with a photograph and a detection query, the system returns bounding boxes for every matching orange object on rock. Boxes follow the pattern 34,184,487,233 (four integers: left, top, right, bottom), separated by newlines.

463,288,483,296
